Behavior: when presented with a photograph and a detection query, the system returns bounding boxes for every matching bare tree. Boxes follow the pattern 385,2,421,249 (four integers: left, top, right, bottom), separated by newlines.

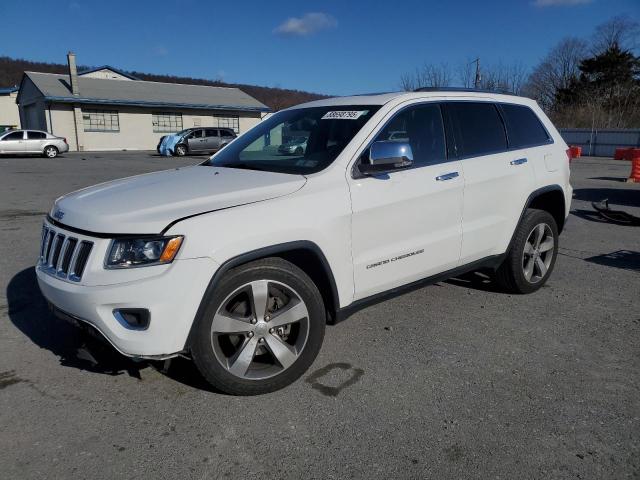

524,37,588,110
458,59,476,88
400,63,452,90
591,15,640,54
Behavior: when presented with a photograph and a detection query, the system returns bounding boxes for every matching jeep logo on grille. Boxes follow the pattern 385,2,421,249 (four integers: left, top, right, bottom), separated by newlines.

53,209,65,221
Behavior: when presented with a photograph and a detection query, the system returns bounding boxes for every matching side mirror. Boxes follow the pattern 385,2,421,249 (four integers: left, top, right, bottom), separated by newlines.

359,141,413,175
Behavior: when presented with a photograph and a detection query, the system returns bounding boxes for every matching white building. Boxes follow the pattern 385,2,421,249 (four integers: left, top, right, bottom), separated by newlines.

16,53,270,151
0,86,20,132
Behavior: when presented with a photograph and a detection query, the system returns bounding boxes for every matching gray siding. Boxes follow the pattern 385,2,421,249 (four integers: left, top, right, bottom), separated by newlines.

560,129,640,157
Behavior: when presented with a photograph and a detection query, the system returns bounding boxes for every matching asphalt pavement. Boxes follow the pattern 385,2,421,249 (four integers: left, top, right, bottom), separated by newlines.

0,151,638,479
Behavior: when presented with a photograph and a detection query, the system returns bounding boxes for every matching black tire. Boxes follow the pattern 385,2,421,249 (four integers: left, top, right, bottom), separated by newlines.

191,258,326,395
43,145,58,158
294,147,304,155
495,208,558,294
174,144,187,156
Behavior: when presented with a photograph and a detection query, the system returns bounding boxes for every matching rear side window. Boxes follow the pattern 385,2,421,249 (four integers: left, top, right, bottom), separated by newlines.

204,129,218,137
27,131,47,139
500,104,550,148
221,129,235,138
447,102,507,157
374,103,446,167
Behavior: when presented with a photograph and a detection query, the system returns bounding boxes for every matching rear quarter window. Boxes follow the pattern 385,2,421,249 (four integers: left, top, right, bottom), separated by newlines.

447,102,507,158
500,104,551,149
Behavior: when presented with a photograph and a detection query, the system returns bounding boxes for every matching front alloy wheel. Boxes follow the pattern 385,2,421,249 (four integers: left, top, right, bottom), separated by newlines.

211,280,310,380
191,258,325,395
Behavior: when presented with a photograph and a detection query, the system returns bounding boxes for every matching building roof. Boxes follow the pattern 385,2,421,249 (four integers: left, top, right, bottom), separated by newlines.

0,86,18,95
20,72,270,112
78,65,140,80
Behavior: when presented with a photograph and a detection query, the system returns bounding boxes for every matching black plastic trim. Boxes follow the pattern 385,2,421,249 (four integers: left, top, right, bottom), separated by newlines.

46,215,158,239
183,240,340,350
334,254,505,323
507,184,566,249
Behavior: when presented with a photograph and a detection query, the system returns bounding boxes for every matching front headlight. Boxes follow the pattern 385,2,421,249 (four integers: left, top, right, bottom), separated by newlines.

105,236,183,269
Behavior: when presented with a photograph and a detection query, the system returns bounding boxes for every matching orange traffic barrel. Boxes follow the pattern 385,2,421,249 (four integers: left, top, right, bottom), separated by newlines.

627,148,640,160
614,148,629,160
628,154,640,183
569,146,582,159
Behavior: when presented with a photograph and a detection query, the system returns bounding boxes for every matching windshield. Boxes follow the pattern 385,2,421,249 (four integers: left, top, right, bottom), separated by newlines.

204,105,381,175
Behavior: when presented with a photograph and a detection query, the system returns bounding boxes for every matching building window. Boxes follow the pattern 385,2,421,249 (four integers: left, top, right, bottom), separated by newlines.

82,109,119,132
152,112,183,133
214,115,240,133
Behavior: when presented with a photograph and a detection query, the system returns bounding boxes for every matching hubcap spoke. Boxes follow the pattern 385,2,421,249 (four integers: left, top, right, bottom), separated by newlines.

268,300,308,328
534,224,545,248
539,237,554,252
250,280,269,320
228,336,259,377
212,312,251,334
523,257,535,281
524,242,534,255
264,334,298,369
535,256,547,277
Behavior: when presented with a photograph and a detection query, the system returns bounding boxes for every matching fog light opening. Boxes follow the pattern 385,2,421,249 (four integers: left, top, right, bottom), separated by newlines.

113,308,150,330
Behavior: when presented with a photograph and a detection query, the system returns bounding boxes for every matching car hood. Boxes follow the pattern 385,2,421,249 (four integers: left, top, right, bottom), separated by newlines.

51,166,306,234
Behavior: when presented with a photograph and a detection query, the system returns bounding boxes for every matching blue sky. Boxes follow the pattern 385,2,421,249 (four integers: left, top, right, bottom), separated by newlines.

0,0,637,95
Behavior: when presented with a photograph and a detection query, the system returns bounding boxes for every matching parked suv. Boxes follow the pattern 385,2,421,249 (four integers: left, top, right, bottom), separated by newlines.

37,90,571,395
0,129,69,158
157,127,237,156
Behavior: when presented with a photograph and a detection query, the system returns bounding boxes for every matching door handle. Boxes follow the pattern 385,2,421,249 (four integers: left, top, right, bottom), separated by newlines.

510,158,527,165
435,172,459,181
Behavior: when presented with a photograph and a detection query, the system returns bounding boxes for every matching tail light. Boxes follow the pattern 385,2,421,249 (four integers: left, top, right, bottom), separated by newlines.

63,137,68,144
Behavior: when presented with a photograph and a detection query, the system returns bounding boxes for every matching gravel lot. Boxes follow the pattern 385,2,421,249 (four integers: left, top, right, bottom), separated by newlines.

0,151,638,479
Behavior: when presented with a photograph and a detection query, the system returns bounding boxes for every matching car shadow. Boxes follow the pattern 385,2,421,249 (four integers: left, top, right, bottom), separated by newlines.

445,270,504,293
572,188,640,208
584,250,640,272
6,267,148,378
6,267,224,392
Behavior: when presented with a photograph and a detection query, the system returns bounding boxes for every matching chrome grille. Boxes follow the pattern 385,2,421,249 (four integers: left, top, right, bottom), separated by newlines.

39,225,94,281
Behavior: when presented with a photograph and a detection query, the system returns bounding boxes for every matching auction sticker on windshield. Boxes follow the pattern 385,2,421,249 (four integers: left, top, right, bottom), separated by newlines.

321,110,368,120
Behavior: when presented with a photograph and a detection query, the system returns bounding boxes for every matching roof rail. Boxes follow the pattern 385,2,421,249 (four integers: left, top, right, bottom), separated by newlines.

413,87,518,96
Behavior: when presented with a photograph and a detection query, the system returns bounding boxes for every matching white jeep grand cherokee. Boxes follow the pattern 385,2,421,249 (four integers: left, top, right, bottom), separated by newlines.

37,89,572,395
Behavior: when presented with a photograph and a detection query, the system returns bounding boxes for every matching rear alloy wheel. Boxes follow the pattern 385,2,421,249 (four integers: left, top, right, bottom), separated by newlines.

191,258,325,395
174,144,187,156
495,209,558,294
43,145,58,158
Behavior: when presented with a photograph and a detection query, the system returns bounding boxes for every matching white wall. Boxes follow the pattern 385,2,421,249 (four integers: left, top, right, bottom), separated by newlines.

48,104,263,151
0,92,20,129
80,69,133,81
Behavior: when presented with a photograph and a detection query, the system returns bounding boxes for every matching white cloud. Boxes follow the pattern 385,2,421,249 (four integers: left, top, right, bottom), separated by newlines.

274,12,337,36
533,0,593,7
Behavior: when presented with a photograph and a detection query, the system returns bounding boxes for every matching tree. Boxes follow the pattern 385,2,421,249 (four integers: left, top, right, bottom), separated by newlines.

400,63,452,90
524,37,588,111
555,43,640,128
591,15,639,55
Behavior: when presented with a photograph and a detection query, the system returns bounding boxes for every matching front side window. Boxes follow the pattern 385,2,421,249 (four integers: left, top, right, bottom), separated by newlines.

214,115,240,133
373,103,446,167
206,105,381,175
27,131,47,139
82,109,119,132
187,129,203,139
152,112,183,133
2,131,24,140
500,104,550,149
447,102,507,157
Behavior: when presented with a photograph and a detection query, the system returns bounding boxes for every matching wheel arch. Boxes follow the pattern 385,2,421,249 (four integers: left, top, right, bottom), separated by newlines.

184,241,340,352
526,185,566,234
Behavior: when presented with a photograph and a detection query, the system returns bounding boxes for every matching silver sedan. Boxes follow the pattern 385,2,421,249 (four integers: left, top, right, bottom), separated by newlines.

0,129,69,158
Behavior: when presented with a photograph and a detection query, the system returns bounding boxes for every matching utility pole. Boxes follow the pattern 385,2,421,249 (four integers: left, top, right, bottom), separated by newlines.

473,57,481,89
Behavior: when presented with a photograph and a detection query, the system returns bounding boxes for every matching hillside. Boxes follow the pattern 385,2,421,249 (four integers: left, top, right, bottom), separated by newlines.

0,56,328,110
